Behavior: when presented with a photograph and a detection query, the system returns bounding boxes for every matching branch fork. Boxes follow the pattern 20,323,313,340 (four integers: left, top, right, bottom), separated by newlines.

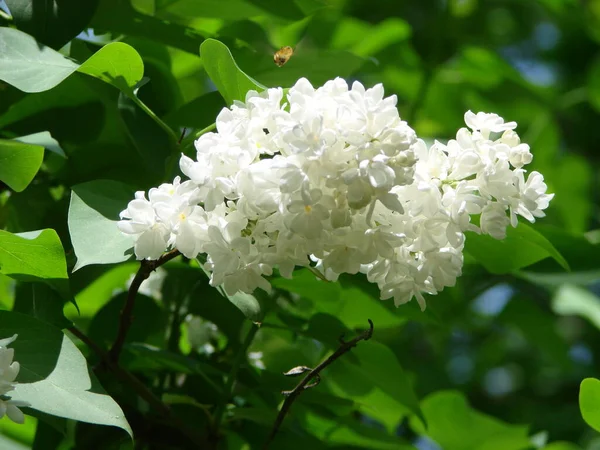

264,319,374,448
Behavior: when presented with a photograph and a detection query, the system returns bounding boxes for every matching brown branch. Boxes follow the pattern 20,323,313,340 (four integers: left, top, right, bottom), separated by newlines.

108,249,181,363
69,326,171,416
263,319,374,449
69,326,207,445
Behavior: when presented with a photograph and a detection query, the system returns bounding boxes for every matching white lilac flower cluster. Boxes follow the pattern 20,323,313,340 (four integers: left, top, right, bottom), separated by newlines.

118,78,553,310
0,335,25,424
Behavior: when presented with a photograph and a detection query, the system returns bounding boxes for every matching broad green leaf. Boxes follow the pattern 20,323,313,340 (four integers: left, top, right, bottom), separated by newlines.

303,409,414,450
13,132,66,158
227,291,265,323
0,311,132,437
13,283,72,330
242,48,366,89
92,0,205,54
68,180,136,271
5,0,99,49
410,391,530,450
0,28,79,93
306,317,423,425
165,90,226,129
580,378,600,432
69,263,137,319
0,411,36,447
0,229,70,300
465,222,569,274
552,284,600,330
0,435,29,450
345,340,423,424
117,78,176,176
79,45,178,143
338,273,441,325
200,38,266,105
272,268,341,304
0,140,44,192
0,76,97,129
78,42,144,95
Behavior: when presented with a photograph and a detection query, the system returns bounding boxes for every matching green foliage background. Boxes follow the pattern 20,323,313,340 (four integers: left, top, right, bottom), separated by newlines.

1,0,600,449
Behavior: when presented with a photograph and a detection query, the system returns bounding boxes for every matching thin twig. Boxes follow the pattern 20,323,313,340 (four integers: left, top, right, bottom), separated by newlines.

263,319,374,449
212,324,260,432
177,127,187,145
68,326,170,416
69,326,207,445
109,249,181,363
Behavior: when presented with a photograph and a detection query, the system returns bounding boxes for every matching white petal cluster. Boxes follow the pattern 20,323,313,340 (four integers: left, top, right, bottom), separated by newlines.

118,78,553,310
0,334,25,424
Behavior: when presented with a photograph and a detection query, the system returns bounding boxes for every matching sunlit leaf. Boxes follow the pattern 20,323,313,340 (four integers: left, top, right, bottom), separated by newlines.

465,222,569,274
0,229,70,300
68,180,136,271
5,0,99,49
552,284,600,330
3,311,132,437
580,378,600,433
0,140,44,192
200,38,266,105
410,391,530,450
0,28,79,93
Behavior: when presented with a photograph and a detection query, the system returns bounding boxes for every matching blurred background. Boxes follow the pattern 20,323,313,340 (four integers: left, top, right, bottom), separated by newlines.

2,0,600,448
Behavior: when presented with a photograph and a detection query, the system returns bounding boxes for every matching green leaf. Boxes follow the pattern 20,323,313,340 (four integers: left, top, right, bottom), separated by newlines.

165,90,226,129
580,378,600,432
200,39,266,106
78,42,144,95
13,283,72,330
227,291,265,323
243,48,365,90
410,391,530,450
13,132,66,158
117,78,175,176
0,139,44,192
0,311,132,437
0,434,29,450
5,0,99,49
345,340,423,424
0,229,70,300
272,269,341,305
79,44,178,142
303,409,414,450
331,17,411,57
92,0,205,55
465,222,569,274
552,284,600,330
0,28,79,93
69,263,137,319
68,180,136,271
